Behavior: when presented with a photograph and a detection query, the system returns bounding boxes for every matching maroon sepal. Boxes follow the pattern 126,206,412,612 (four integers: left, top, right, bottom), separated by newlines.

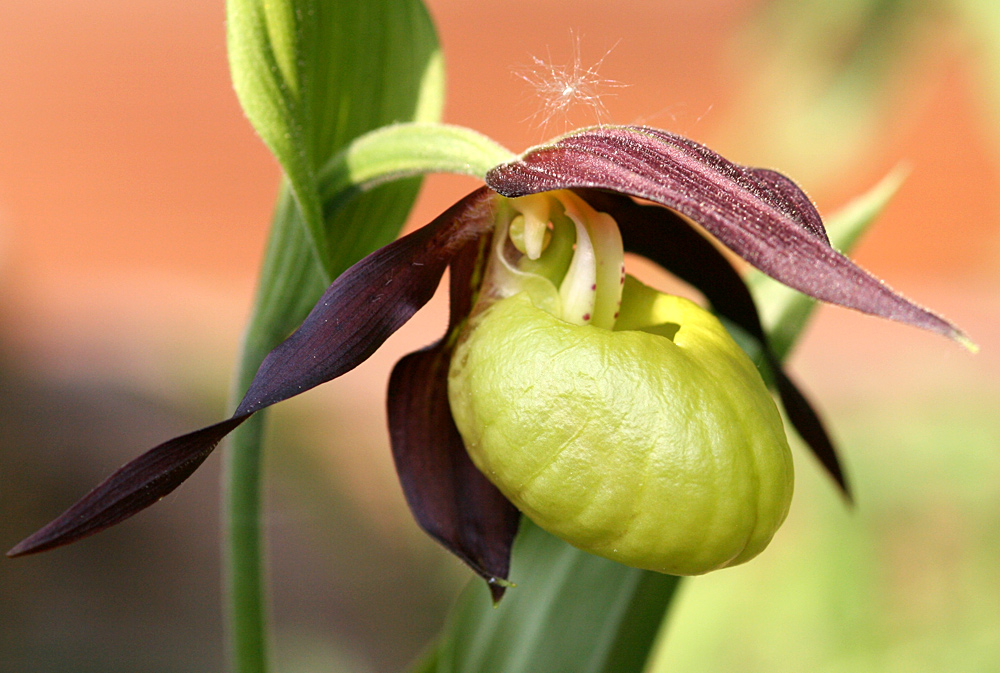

388,230,521,602
487,125,968,345
8,188,498,558
236,188,498,415
578,191,848,495
7,417,248,556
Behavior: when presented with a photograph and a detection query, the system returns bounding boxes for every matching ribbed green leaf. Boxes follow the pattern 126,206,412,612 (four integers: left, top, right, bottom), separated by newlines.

228,0,450,404
223,1,444,671
431,521,680,673
227,0,444,282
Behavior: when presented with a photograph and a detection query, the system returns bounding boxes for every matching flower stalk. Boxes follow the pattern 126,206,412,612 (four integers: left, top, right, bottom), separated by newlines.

222,187,324,673
224,414,269,673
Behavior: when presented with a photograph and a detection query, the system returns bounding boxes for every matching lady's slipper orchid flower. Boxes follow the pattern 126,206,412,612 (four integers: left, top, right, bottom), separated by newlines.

8,126,969,601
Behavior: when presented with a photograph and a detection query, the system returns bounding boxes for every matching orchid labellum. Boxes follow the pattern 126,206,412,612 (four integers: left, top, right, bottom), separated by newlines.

8,126,969,601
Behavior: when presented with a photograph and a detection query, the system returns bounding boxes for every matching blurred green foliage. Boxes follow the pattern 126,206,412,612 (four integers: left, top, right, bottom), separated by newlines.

653,394,1000,672
730,0,1000,182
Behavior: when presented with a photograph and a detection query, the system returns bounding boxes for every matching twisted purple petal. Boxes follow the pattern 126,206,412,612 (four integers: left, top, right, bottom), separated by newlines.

9,188,498,557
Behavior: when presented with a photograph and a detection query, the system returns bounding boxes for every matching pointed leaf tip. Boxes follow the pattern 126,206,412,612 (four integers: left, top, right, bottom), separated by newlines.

487,125,969,346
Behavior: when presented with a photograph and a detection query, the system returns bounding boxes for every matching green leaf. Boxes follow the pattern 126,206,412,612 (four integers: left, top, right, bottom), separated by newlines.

747,165,908,360
227,0,452,395
227,0,445,282
223,0,445,671
318,122,514,210
428,521,680,673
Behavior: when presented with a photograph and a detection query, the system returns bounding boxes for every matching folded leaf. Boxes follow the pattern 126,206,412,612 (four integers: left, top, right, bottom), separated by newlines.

227,0,444,280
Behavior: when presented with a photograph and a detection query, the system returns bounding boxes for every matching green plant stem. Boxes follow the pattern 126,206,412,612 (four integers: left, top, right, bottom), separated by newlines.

223,186,328,673
219,124,509,673
224,413,269,673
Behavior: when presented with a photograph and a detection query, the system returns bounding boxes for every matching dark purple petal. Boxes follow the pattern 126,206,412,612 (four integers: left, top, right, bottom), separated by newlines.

7,416,248,556
389,348,521,602
237,187,498,414
743,167,829,242
578,191,848,494
487,126,969,346
8,187,498,558
388,232,521,602
771,369,848,501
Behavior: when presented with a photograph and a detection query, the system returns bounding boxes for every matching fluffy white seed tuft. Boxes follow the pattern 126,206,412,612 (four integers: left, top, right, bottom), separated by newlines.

515,32,627,134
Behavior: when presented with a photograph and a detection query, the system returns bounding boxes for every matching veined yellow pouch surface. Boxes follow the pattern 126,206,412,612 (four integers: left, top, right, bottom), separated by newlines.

449,277,793,575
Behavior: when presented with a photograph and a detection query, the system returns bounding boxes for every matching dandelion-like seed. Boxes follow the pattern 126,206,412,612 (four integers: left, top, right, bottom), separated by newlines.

516,33,627,133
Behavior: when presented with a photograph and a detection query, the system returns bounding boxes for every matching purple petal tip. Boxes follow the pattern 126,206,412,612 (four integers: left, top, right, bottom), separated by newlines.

487,125,971,346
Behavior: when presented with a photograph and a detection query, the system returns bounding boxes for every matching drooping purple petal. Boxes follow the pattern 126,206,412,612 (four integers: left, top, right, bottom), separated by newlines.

487,126,969,345
578,190,848,494
389,348,521,601
7,417,248,556
8,188,498,558
771,369,847,501
387,231,521,602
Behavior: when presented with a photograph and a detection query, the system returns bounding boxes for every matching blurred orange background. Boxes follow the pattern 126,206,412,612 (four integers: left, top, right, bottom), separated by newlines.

1,0,997,388
1,0,997,671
